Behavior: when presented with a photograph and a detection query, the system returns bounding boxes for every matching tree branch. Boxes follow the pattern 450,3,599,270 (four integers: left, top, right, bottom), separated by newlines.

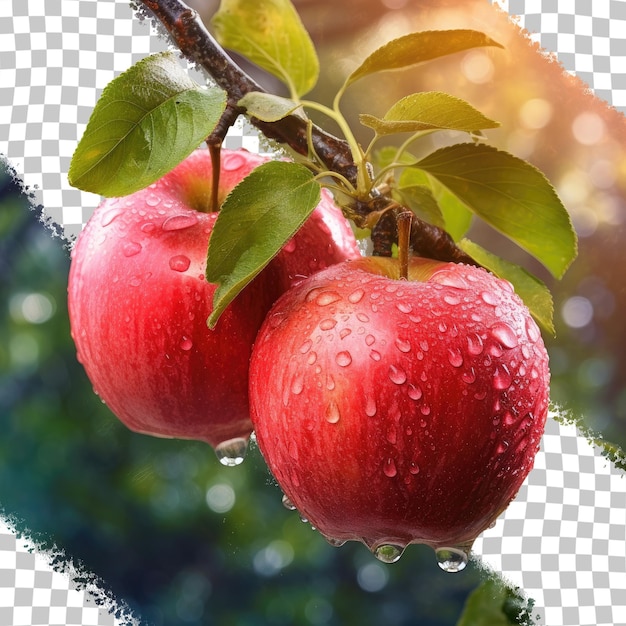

135,0,478,267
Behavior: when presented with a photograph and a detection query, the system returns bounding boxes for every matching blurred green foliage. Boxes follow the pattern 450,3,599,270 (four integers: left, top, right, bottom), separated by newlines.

1,163,497,626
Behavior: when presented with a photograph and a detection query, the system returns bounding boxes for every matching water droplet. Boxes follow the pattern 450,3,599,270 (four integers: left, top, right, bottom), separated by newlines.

419,340,429,352
435,547,469,573
467,333,484,355
340,328,352,340
145,193,161,207
336,351,352,367
291,375,304,395
420,405,431,416
325,400,341,424
283,238,297,253
316,291,342,306
282,494,297,511
388,364,407,385
525,317,541,342
369,350,381,362
432,271,469,289
407,383,422,401
396,302,413,314
215,437,248,466
140,222,156,233
461,368,476,384
299,339,312,354
491,322,519,348
444,294,461,306
373,543,405,563
122,241,142,257
348,289,365,303
447,348,464,368
365,395,377,417
357,312,370,323
325,536,346,548
162,213,199,231
480,291,499,306
307,351,317,365
365,334,376,346
180,337,193,351
386,425,397,445
503,410,517,426
326,374,336,391
438,321,448,333
409,462,420,475
169,254,191,272
320,318,337,331
395,338,411,353
493,364,512,390
383,457,397,478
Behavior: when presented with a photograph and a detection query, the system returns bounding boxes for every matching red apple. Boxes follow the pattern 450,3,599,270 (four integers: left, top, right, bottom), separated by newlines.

249,256,550,568
68,148,360,464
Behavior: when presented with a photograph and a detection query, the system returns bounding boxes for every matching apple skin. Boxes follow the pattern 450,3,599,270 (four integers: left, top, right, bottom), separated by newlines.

68,149,360,455
249,256,550,560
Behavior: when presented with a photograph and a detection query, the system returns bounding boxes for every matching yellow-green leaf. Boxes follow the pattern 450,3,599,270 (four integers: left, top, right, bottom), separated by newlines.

68,52,226,197
212,0,319,98
360,91,500,135
238,92,303,122
346,30,503,87
206,161,320,327
415,143,578,278
459,238,555,335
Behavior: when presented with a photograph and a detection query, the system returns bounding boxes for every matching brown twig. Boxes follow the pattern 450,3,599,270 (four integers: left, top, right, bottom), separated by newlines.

135,0,478,267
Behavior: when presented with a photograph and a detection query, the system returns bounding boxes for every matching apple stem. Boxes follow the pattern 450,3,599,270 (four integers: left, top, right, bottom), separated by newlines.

397,210,413,280
208,142,222,213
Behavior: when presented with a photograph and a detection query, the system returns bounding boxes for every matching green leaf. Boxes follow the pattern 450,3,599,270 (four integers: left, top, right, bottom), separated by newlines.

399,167,473,241
206,161,321,327
360,92,500,136
346,30,503,87
212,0,319,98
457,577,537,626
68,51,226,197
415,143,578,278
238,92,303,122
396,185,445,228
459,238,555,335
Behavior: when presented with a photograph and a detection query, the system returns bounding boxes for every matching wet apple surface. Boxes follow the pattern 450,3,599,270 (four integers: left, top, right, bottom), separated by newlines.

249,256,550,568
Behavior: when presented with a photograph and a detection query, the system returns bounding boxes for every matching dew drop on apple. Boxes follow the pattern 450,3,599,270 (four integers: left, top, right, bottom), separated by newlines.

335,351,352,367
180,337,193,351
493,364,512,390
168,254,191,273
373,543,405,564
365,395,377,417
394,338,411,353
461,368,476,384
325,400,341,423
320,318,337,331
466,333,484,356
122,241,142,257
316,291,342,307
162,213,199,232
383,458,397,477
491,322,519,349
388,364,407,385
145,193,161,207
100,207,123,227
215,437,248,466
396,301,413,314
434,547,469,573
290,374,304,395
407,383,422,400
222,151,246,171
348,289,365,304
447,348,464,368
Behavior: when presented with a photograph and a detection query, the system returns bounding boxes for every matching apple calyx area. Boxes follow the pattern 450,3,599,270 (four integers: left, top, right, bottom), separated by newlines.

249,256,550,569
67,148,360,465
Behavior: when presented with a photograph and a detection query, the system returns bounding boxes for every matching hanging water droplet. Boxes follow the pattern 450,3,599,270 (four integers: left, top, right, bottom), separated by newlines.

169,254,191,272
215,437,248,466
122,241,142,257
435,547,469,573
325,400,341,424
325,536,346,548
335,351,352,367
388,364,407,385
282,494,297,511
373,543,405,563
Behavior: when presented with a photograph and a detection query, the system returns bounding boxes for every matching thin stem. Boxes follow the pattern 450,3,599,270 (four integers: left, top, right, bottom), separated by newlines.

397,211,413,280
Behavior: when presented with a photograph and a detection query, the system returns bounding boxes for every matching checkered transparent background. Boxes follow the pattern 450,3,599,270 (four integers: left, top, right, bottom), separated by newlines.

1,1,625,625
